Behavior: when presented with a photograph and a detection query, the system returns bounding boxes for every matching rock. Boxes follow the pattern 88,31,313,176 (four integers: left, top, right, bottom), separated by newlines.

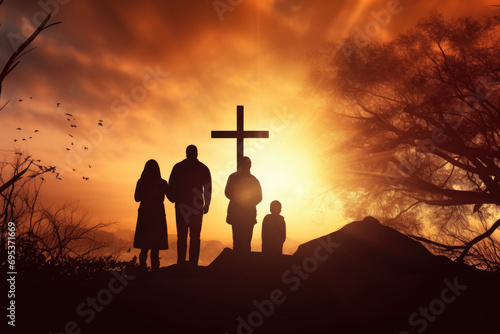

294,216,436,274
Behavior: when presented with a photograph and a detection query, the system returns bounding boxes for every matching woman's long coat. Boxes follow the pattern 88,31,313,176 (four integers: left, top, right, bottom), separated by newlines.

133,178,169,250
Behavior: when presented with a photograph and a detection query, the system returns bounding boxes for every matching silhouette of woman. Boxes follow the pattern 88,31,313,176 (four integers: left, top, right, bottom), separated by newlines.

134,159,170,272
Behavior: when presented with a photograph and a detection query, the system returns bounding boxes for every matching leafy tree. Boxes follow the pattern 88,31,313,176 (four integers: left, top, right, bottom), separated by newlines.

311,12,500,269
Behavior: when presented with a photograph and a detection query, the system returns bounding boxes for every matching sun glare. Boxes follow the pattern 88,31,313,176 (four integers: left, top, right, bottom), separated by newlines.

248,138,342,242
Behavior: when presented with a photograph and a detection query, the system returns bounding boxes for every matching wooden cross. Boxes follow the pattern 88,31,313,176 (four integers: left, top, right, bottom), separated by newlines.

211,105,269,170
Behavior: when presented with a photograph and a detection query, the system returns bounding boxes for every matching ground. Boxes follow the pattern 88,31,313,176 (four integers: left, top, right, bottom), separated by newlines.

13,217,500,334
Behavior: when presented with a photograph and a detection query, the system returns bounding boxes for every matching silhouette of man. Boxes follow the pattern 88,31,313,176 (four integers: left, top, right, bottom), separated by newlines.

225,156,262,253
169,145,212,266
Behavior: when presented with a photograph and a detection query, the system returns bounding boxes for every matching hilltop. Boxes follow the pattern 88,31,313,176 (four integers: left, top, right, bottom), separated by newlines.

15,217,500,334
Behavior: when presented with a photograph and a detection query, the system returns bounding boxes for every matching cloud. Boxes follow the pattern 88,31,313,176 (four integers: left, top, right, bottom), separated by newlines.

1,0,496,241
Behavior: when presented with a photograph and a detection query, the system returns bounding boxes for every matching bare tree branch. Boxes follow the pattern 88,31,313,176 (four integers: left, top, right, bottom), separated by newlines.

457,218,500,263
313,12,500,269
0,12,61,99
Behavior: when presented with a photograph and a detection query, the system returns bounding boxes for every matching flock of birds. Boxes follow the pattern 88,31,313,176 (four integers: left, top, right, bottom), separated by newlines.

11,98,106,182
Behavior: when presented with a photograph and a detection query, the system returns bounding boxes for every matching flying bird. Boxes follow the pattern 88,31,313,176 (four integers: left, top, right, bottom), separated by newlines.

65,113,76,121
67,118,71,121
72,169,76,171
71,142,74,145
57,103,60,107
18,99,22,102
82,177,89,181
70,125,77,128
68,134,74,137
66,148,70,151
13,139,17,142
84,147,88,150
34,130,39,132
22,138,26,141
16,127,21,130
88,164,91,168
98,122,103,126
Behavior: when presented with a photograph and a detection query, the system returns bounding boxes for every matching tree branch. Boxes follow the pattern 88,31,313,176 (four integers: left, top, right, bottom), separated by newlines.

0,161,33,194
0,13,61,99
457,218,500,263
408,234,466,251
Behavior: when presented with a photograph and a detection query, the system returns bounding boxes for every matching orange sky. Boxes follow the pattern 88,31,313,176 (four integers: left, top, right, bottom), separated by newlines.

0,0,495,246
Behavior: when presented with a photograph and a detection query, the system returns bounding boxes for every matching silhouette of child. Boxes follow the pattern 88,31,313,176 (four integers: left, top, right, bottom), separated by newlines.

134,159,171,272
261,200,286,255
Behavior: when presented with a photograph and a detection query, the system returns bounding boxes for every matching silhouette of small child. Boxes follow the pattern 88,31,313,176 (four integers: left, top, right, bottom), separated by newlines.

261,200,286,255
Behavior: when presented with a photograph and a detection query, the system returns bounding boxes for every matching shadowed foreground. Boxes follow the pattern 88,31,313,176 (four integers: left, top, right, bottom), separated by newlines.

16,217,500,333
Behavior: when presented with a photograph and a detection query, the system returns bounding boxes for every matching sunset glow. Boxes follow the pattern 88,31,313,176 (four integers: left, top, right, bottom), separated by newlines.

0,0,494,249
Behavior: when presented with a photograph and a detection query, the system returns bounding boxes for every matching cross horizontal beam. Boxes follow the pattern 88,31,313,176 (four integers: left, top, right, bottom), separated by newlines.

211,131,269,138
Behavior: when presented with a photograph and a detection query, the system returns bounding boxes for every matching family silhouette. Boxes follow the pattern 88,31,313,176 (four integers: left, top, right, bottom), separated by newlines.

133,148,286,270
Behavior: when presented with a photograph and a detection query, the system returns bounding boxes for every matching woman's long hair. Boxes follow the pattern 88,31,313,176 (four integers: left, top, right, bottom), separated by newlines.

141,159,162,181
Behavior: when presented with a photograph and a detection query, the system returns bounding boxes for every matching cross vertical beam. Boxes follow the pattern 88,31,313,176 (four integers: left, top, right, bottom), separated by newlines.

237,105,244,168
211,105,269,171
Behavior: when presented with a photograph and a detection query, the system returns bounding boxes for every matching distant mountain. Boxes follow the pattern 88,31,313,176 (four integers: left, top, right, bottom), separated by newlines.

110,227,297,264
112,227,136,242
109,228,229,267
